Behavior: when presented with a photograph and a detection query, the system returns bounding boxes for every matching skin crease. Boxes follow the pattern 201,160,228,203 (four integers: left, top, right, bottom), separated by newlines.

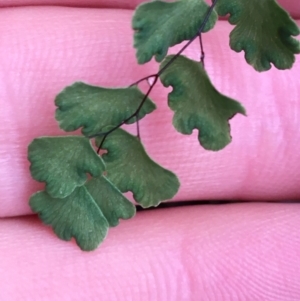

0,0,299,300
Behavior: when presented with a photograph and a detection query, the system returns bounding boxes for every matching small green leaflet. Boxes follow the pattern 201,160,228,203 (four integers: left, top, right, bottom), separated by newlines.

96,128,180,208
28,136,104,198
215,0,300,71
85,176,136,227
159,55,246,151
30,187,109,251
55,82,156,137
132,0,217,64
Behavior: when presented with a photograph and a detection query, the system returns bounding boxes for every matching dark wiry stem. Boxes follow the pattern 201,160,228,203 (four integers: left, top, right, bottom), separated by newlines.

136,114,140,140
94,75,159,153
158,0,217,76
199,32,205,68
92,0,218,153
129,74,158,87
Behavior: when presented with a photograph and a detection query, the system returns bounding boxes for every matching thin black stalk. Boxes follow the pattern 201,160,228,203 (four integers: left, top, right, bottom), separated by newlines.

158,0,218,76
129,74,158,87
136,114,140,140
93,76,159,152
199,32,205,68
97,133,108,153
93,0,218,153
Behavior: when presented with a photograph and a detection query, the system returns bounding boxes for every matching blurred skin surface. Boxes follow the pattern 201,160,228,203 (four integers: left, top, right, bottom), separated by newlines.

0,1,299,300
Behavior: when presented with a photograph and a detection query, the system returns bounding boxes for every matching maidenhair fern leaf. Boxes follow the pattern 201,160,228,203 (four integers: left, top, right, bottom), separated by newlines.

55,82,156,137
159,55,246,151
30,187,109,251
28,136,104,198
85,176,136,227
96,128,180,208
215,0,300,71
132,0,218,64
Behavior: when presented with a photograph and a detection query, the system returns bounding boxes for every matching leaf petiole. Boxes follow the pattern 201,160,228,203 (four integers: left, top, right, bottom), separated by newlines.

91,0,219,151
92,75,159,153
129,74,158,87
158,0,218,76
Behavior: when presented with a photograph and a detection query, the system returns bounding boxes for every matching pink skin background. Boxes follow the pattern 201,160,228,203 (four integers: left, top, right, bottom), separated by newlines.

0,0,299,300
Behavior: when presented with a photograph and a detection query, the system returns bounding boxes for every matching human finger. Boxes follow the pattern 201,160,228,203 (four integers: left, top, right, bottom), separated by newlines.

1,203,300,300
0,7,299,217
